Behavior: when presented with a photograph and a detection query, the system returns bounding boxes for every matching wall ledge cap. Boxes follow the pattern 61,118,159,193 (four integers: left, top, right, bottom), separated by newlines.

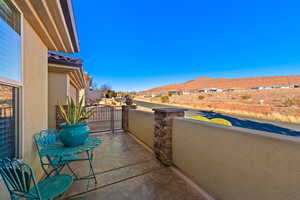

152,107,188,113
175,117,300,144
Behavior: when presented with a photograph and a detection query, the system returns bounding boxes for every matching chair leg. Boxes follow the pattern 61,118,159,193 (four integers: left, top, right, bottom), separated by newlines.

56,165,65,175
41,164,50,178
86,151,97,184
46,166,59,178
66,163,79,179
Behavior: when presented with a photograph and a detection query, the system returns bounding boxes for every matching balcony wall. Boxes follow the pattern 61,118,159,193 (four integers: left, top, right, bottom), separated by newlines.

128,110,154,149
127,109,300,200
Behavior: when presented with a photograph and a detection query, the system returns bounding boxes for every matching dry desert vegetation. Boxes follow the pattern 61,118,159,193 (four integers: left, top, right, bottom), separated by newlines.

139,88,300,123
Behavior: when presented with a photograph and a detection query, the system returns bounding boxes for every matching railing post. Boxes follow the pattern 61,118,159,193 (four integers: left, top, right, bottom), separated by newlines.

110,106,115,134
152,108,187,166
122,105,136,132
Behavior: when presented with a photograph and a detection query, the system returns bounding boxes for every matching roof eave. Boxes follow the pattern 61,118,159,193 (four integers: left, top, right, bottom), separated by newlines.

59,0,80,52
48,63,86,89
14,0,80,53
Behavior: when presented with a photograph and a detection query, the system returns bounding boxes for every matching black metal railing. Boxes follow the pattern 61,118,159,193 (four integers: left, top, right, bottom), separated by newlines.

85,105,122,133
0,106,15,159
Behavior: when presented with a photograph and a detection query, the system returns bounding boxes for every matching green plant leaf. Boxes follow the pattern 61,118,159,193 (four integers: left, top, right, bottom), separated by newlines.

59,105,71,124
58,95,93,125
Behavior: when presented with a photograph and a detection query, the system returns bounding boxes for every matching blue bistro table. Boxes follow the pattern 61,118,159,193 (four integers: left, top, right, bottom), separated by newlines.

39,137,101,184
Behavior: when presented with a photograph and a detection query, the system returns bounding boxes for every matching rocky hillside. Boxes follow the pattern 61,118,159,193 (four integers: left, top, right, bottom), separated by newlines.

143,75,300,93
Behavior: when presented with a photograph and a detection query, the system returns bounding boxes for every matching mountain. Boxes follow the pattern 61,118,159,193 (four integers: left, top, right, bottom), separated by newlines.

142,75,300,93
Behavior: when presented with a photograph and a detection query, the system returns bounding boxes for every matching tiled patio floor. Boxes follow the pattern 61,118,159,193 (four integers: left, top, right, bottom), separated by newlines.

64,133,207,200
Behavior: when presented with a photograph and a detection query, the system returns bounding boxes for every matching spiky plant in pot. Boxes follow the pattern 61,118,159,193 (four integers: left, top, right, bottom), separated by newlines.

58,96,94,147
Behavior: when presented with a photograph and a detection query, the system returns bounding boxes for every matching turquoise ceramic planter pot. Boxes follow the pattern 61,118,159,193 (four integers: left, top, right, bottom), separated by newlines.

59,122,89,147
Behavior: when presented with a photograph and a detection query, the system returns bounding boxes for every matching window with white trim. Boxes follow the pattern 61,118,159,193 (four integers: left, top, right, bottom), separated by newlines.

0,0,21,159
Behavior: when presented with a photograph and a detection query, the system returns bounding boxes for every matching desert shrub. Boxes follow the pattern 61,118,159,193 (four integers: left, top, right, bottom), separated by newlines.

283,98,300,107
161,95,169,103
241,95,251,100
168,93,173,97
198,95,205,100
207,94,213,97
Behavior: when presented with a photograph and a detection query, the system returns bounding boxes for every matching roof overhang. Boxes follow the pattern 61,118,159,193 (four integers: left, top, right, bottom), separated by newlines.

14,0,80,53
48,63,86,90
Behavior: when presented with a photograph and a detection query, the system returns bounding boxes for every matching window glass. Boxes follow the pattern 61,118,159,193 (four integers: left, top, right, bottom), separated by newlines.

0,0,21,83
0,84,18,159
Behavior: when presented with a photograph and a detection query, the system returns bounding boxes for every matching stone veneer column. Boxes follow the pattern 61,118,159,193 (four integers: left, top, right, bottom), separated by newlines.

152,108,187,166
122,105,137,132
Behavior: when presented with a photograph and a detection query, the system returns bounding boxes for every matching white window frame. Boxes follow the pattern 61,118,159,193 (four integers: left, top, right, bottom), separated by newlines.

0,0,24,159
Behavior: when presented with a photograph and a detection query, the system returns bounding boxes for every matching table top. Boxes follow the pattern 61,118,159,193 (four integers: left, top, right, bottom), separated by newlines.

40,137,101,157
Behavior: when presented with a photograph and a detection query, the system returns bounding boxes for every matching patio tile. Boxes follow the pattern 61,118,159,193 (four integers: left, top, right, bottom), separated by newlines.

67,168,206,200
64,133,208,200
66,159,164,196
69,133,156,177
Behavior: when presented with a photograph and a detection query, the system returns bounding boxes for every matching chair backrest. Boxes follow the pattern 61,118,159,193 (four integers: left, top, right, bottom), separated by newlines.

0,158,41,199
34,129,58,154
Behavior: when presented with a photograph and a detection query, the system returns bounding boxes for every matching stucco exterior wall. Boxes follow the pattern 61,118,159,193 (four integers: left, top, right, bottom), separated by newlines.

22,18,48,177
128,110,154,149
0,18,48,200
173,118,300,200
48,72,69,128
79,88,85,105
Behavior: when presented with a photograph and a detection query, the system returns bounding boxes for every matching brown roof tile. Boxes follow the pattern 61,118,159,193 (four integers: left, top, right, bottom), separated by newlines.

48,51,83,67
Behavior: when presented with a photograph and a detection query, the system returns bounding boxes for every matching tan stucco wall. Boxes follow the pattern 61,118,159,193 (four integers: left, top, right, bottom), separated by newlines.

128,110,154,149
79,88,85,105
48,72,69,128
0,18,48,200
173,118,300,200
22,18,48,176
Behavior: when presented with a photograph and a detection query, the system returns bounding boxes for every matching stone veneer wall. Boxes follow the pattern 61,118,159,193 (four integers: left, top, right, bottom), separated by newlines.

152,108,186,166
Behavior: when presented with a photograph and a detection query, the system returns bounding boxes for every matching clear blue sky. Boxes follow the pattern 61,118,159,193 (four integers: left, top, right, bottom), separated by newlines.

72,0,300,91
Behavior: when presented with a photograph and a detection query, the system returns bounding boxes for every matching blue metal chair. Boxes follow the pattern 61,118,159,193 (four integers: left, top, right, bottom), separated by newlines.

33,129,79,178
0,158,73,200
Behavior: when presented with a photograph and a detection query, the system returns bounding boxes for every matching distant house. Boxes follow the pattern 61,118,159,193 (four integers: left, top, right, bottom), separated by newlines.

83,72,106,104
168,90,182,95
86,89,105,104
199,88,222,93
294,84,300,88
278,86,290,89
182,91,191,95
201,88,223,93
48,52,86,128
198,89,208,93
269,85,290,89
252,86,266,90
223,88,236,92
252,85,291,90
